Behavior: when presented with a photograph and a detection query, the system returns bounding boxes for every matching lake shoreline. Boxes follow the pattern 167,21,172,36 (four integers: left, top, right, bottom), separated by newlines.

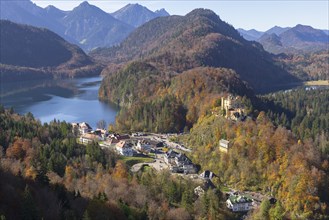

0,76,118,129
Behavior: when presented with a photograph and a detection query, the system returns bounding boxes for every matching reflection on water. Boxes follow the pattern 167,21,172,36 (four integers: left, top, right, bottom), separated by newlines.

0,77,118,129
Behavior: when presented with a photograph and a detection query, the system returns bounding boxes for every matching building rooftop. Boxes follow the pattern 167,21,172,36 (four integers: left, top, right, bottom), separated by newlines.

228,195,253,204
220,139,230,145
81,133,99,140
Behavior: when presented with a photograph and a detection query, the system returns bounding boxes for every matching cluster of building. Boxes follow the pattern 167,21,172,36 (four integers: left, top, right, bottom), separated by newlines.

164,149,197,174
72,122,108,144
72,122,155,157
111,139,153,156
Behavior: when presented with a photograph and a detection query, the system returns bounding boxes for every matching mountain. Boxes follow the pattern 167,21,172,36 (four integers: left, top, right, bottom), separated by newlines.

44,5,67,20
265,26,290,35
62,1,134,51
0,0,136,51
92,9,297,92
259,24,329,54
0,20,102,82
100,62,254,132
112,3,169,27
258,33,285,54
0,0,64,35
280,24,328,48
323,30,329,35
237,28,264,41
93,9,300,132
155,8,170,17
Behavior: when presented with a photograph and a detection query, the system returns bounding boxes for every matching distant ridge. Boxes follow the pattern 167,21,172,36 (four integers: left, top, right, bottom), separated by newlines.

238,25,328,54
61,1,134,51
265,26,291,35
112,3,169,27
259,24,329,54
0,20,102,81
237,28,264,41
0,0,169,51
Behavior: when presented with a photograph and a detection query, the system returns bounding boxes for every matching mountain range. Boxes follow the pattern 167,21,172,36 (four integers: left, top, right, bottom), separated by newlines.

238,25,329,54
93,9,297,92
0,20,102,82
0,0,169,51
2,0,326,54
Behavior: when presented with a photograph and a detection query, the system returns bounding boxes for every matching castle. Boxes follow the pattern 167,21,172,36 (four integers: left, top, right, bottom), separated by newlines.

221,95,245,121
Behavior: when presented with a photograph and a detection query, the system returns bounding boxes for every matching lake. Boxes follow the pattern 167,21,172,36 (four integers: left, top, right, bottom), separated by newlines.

0,77,119,129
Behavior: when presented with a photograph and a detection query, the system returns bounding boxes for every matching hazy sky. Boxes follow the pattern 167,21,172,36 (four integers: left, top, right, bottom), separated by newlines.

31,0,329,31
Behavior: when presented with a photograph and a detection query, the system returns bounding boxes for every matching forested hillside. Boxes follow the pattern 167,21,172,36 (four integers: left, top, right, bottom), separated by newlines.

0,20,102,82
179,112,329,219
100,62,254,132
275,50,329,80
93,9,297,91
262,88,329,143
0,107,236,219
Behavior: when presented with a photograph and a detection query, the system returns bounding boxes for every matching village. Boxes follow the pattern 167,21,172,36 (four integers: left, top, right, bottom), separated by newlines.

71,95,276,214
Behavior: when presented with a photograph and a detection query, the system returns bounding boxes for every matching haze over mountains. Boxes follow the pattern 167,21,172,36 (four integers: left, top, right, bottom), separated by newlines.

238,25,329,54
0,0,169,51
1,0,327,54
111,3,169,27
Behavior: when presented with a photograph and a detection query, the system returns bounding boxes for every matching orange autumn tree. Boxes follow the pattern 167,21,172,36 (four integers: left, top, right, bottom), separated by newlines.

6,138,31,160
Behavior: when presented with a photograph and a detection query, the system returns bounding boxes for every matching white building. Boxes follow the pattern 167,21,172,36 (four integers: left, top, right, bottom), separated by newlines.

72,122,92,135
79,133,101,144
115,141,133,156
136,140,152,153
219,139,230,152
226,195,253,212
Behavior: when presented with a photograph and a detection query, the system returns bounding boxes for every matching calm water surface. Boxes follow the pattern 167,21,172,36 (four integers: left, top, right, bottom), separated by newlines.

0,77,118,129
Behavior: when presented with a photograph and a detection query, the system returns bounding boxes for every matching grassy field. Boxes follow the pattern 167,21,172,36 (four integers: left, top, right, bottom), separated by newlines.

304,80,329,86
120,156,154,167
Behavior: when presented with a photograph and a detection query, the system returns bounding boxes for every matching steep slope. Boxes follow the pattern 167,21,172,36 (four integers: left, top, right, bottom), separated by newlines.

44,5,67,20
92,9,297,91
237,28,264,41
62,1,134,51
0,20,102,82
111,3,169,27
